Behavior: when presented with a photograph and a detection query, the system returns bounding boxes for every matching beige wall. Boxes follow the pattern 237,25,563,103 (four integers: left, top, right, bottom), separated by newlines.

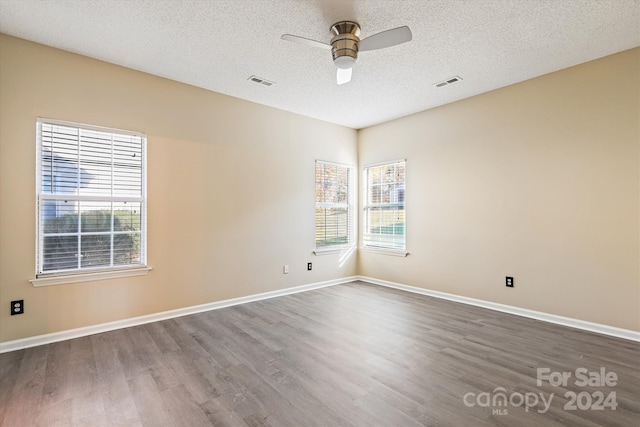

359,48,640,331
0,35,357,343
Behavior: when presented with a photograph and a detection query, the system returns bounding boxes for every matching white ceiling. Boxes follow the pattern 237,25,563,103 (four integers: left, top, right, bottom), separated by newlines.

0,0,638,129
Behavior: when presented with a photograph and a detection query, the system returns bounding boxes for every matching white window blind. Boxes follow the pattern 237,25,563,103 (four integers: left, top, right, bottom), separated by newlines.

363,160,406,250
315,161,354,249
36,119,146,276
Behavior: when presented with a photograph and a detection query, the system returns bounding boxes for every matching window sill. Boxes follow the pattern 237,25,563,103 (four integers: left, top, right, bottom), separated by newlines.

313,246,355,256
361,247,409,257
29,266,152,287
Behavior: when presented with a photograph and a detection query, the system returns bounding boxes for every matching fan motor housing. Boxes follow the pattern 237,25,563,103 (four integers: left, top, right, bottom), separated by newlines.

330,21,360,67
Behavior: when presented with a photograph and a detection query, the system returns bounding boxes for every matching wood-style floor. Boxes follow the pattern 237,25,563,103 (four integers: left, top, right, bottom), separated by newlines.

1,281,638,426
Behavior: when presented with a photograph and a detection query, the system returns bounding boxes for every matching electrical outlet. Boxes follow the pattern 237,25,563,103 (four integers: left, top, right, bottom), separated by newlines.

307,262,312,271
506,276,514,288
11,300,24,315
283,265,289,274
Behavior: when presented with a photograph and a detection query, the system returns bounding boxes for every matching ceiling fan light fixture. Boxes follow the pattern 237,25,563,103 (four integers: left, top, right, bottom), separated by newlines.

334,55,355,69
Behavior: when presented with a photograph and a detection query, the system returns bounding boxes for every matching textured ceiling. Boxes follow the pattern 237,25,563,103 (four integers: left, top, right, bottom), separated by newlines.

0,0,638,129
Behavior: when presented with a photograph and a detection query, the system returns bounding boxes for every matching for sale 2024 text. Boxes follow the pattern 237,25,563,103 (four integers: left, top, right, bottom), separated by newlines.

537,367,618,411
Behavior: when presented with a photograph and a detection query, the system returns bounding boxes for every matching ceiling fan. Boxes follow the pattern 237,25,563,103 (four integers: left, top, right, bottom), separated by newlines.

281,21,412,85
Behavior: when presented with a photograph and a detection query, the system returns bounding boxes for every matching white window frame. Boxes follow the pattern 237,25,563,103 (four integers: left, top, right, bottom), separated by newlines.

362,159,407,256
31,118,149,286
314,160,355,254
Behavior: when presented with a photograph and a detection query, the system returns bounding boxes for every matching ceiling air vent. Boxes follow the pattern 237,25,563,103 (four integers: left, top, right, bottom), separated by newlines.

434,76,462,88
248,75,275,87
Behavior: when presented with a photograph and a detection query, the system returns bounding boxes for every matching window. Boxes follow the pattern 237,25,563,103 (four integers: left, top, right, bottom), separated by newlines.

315,161,354,250
363,160,406,251
36,119,146,277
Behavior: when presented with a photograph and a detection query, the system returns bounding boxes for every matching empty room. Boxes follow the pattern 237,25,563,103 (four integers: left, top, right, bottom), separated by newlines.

0,0,638,426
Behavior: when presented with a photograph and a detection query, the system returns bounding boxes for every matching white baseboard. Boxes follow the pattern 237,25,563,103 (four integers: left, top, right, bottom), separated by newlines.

0,276,356,354
3,274,637,353
357,276,640,343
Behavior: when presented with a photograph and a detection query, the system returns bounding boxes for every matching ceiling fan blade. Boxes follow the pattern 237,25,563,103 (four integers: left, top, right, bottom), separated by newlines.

359,26,412,52
337,67,352,85
281,34,331,49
